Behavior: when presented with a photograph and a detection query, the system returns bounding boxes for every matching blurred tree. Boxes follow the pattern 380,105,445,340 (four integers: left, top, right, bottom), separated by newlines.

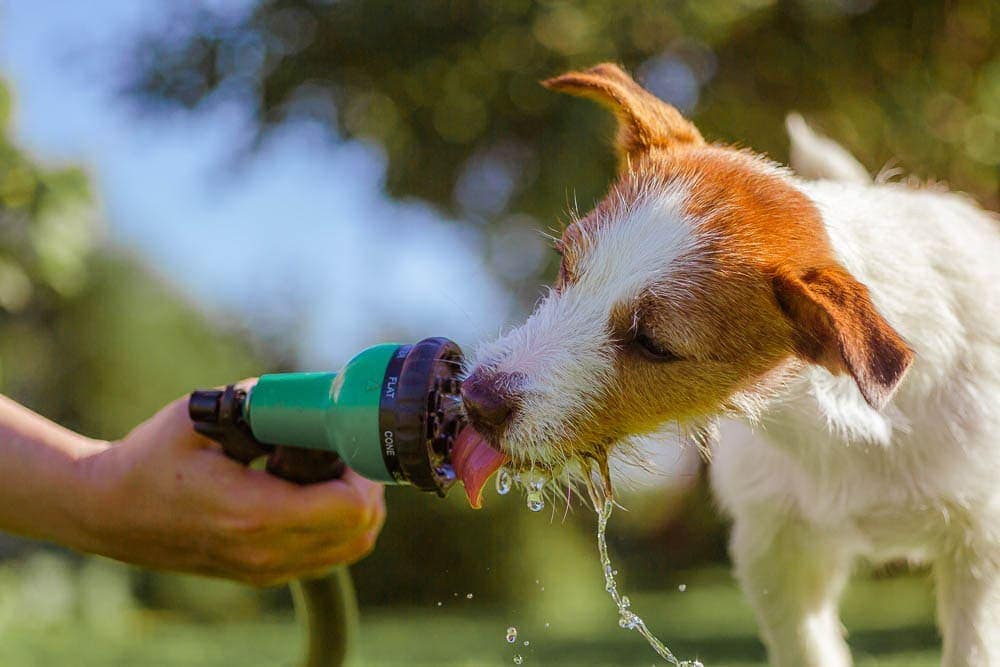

0,75,282,617
128,0,997,242
0,77,97,423
0,79,271,435
0,79,97,363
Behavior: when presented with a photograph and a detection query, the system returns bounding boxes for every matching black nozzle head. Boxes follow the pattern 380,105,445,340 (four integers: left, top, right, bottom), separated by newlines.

188,385,270,464
379,337,467,496
189,389,223,423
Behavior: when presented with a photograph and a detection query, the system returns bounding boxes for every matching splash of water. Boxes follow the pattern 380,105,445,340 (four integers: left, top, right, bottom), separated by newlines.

526,491,545,512
499,465,547,511
496,468,512,495
494,463,700,663
595,498,703,667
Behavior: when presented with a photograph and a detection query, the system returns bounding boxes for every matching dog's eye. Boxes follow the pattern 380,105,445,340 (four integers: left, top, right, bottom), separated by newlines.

631,331,681,362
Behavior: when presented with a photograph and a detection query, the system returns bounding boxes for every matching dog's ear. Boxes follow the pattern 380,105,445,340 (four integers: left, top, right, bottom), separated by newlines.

772,265,913,410
542,63,703,159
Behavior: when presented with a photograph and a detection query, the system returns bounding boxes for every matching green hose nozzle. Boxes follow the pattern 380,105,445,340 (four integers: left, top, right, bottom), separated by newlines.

189,337,466,496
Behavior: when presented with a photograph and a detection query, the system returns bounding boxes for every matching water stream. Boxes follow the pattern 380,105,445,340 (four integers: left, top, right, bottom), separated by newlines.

594,497,702,667
494,464,703,665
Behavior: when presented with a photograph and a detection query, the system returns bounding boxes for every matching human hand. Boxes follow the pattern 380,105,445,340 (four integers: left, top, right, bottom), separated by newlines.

76,395,385,586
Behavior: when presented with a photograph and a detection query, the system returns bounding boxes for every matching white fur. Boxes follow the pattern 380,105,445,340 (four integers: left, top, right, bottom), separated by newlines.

476,115,999,664
473,177,706,468
712,122,1000,666
785,113,871,186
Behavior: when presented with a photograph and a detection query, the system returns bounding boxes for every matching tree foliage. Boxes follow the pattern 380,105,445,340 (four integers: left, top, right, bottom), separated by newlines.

0,79,267,436
0,82,96,316
129,0,998,242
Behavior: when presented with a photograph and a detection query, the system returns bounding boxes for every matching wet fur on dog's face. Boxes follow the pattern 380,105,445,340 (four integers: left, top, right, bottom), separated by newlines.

465,64,913,483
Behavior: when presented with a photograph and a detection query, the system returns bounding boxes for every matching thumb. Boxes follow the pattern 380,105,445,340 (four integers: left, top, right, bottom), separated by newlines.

151,396,218,451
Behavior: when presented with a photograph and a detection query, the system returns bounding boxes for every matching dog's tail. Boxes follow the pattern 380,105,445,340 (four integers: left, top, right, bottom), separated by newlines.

786,113,871,185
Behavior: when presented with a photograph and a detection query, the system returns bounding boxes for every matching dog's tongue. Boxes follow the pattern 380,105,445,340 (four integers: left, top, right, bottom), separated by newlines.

451,426,508,509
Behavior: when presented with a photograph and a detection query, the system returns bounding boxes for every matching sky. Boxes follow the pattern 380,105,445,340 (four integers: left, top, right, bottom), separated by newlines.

0,0,517,367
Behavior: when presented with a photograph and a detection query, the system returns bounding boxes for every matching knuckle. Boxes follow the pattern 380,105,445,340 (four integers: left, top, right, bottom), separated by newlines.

372,499,387,526
221,506,274,538
226,516,264,538
239,547,278,573
340,499,370,530
361,532,378,554
351,531,378,561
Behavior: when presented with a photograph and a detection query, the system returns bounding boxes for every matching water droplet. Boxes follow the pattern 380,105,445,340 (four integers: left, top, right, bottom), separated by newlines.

513,654,523,665
618,611,640,630
678,584,687,592
435,465,456,482
621,595,631,609
523,640,529,646
466,593,474,599
505,627,518,644
544,622,550,629
526,490,545,512
495,468,512,495
436,601,442,607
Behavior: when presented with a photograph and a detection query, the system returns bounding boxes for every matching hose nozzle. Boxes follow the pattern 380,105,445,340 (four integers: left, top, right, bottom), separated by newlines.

189,337,467,495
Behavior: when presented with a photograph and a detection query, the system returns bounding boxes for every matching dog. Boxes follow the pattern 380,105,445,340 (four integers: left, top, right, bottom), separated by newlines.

455,64,1000,666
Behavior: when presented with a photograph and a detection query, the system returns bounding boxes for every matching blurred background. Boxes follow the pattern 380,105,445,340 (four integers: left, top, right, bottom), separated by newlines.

0,0,995,665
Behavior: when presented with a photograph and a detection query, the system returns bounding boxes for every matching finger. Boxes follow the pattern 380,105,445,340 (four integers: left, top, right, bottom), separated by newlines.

242,470,375,536
295,480,375,534
339,470,386,530
298,528,381,575
139,397,216,451
340,467,385,509
233,377,259,392
221,528,378,587
362,482,386,533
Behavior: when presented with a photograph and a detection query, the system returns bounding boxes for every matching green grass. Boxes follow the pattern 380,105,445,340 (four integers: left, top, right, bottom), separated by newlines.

0,568,940,666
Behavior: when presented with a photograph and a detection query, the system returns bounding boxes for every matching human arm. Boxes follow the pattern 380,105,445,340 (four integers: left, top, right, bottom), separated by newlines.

0,393,385,585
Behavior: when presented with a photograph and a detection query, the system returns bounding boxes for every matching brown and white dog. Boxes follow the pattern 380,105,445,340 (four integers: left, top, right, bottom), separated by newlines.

454,64,1000,666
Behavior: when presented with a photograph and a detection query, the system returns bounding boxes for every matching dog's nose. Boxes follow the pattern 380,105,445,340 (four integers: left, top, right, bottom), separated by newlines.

461,370,522,431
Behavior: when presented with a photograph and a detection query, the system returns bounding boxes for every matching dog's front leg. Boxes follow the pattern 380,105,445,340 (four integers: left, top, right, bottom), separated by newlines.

730,510,854,667
935,537,1000,667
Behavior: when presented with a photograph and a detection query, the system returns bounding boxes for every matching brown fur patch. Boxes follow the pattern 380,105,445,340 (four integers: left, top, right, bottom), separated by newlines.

543,63,703,161
772,266,914,409
536,64,913,455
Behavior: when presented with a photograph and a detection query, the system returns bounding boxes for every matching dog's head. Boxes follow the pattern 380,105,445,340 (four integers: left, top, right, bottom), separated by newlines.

456,64,913,501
